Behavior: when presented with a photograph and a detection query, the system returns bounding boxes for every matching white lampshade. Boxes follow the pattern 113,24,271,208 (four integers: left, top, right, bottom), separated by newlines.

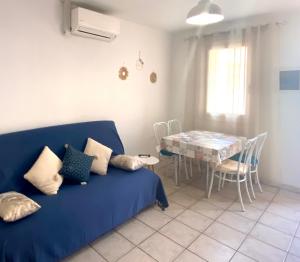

186,0,224,26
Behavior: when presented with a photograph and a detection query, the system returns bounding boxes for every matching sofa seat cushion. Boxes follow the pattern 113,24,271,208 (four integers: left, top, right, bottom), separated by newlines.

0,167,168,262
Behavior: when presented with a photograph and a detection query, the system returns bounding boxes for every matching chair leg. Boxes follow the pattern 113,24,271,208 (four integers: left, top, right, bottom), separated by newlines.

198,160,201,173
244,178,252,203
184,157,189,180
174,156,179,186
206,162,209,192
255,170,263,193
218,172,222,192
237,180,246,212
221,173,226,188
208,168,215,198
189,159,193,178
248,172,256,199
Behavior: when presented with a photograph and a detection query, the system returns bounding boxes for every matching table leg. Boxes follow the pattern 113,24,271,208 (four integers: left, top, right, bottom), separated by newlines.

174,155,179,186
206,162,209,193
207,167,215,198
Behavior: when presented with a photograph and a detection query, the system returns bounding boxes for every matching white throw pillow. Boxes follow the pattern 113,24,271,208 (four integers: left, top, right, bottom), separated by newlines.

110,155,144,171
84,138,112,175
24,146,63,195
0,191,41,222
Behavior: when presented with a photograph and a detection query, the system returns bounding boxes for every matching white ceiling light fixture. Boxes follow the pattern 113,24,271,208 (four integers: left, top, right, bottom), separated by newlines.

186,0,224,26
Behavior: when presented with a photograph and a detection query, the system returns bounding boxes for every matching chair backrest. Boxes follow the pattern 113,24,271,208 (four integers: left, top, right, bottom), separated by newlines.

237,137,257,176
153,122,169,152
168,119,182,135
254,132,268,165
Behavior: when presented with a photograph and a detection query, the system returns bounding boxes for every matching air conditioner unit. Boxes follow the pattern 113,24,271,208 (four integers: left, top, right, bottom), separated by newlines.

71,7,120,42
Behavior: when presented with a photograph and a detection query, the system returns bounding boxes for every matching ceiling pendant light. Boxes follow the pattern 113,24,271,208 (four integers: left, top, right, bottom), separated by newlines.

186,0,224,26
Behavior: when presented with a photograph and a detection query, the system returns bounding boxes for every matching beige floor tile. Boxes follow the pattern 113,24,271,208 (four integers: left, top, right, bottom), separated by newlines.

273,194,300,210
217,183,239,199
189,178,206,190
117,248,156,262
267,202,300,222
164,185,178,196
63,246,105,262
139,233,184,262
204,193,234,209
278,190,300,202
161,177,181,190
258,184,279,193
242,195,271,210
255,190,276,201
188,235,235,262
250,223,293,251
169,191,198,207
204,221,246,249
239,237,286,262
91,232,134,262
176,209,213,232
290,237,300,257
217,211,255,234
259,212,298,235
230,252,256,262
117,218,155,245
296,227,300,238
154,200,185,218
219,188,238,200
179,185,206,200
160,220,200,247
286,253,300,262
190,200,224,219
228,202,264,221
174,250,205,262
136,208,172,230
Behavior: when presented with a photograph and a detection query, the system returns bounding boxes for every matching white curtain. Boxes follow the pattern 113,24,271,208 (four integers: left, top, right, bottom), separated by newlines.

184,24,281,184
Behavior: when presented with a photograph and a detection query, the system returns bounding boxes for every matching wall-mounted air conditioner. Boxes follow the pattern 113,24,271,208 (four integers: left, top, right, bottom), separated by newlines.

71,7,120,42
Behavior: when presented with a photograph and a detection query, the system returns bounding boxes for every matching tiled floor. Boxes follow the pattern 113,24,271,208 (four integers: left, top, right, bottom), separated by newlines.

64,165,300,262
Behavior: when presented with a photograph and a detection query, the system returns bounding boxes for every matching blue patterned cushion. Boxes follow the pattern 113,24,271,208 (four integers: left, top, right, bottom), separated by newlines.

160,149,175,157
230,153,258,165
60,145,94,183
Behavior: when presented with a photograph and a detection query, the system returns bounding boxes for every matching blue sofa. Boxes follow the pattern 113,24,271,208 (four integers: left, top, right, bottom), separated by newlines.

0,121,168,262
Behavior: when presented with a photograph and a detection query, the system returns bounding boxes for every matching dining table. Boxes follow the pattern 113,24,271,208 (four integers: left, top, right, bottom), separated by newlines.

161,130,246,196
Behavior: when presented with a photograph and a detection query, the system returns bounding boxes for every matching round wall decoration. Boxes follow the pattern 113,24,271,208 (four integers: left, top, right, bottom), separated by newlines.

119,67,129,80
150,72,157,83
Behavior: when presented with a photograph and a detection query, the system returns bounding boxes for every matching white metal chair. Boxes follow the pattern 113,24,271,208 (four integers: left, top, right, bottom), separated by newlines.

167,119,193,179
248,132,268,199
208,137,257,211
153,122,186,185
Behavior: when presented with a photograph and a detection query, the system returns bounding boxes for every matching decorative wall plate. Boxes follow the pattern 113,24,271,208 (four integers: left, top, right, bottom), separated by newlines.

119,67,129,80
150,72,157,83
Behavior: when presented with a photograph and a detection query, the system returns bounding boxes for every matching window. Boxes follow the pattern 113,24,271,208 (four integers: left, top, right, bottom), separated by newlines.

206,46,248,116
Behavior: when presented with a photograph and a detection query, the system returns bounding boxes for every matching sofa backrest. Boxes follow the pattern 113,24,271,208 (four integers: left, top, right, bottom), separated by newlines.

0,121,124,193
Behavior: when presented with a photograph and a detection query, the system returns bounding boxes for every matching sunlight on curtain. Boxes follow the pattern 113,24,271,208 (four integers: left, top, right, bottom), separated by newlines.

206,46,247,116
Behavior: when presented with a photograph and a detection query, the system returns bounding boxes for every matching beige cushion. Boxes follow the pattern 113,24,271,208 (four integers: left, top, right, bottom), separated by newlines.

24,146,63,195
110,155,144,171
0,192,41,222
216,159,249,174
84,138,112,175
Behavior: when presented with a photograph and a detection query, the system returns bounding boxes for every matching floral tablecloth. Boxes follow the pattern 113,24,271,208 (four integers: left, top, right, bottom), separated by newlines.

161,131,246,166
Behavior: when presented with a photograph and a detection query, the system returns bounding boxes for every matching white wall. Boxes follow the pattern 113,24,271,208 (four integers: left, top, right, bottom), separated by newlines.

170,11,300,189
278,14,300,190
0,0,172,155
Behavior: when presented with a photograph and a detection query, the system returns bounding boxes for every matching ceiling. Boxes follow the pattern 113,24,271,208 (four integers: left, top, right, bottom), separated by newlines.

74,0,300,32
